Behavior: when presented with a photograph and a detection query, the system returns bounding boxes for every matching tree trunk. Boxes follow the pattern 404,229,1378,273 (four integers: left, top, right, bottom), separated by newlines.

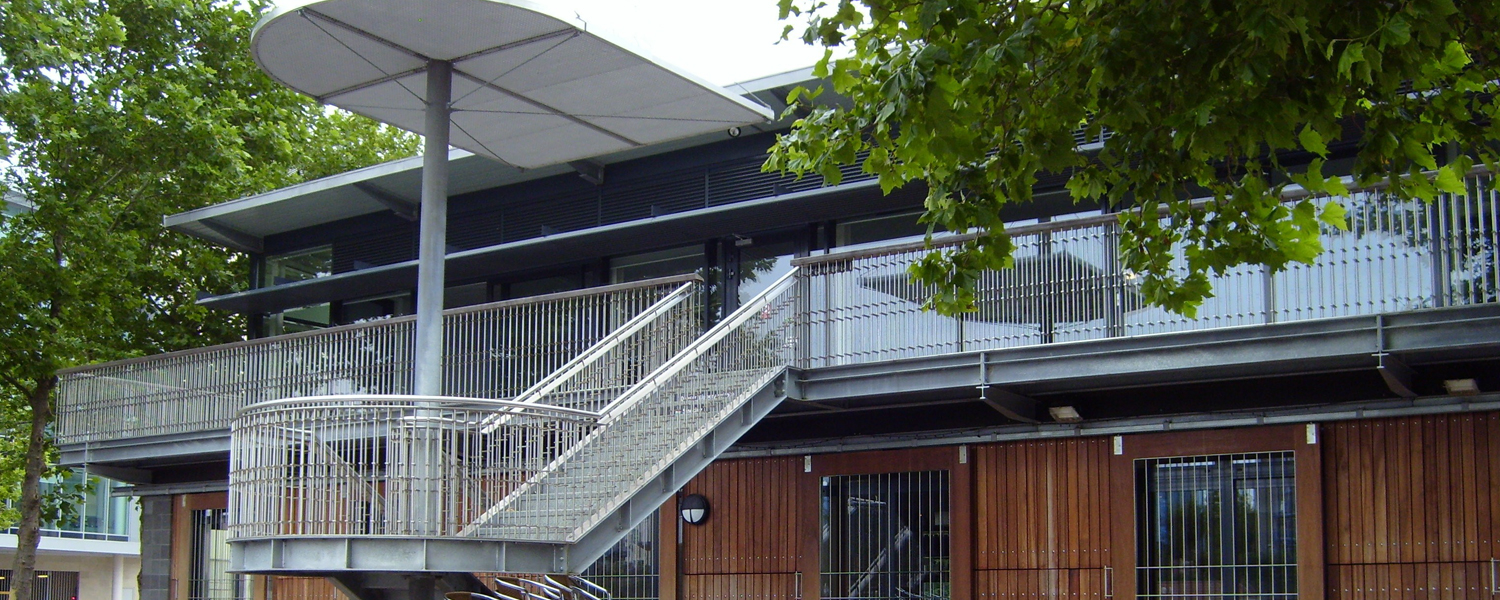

10,375,56,600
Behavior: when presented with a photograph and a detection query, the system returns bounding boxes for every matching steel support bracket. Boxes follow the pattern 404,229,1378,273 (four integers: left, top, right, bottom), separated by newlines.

1375,352,1418,399
977,353,1038,423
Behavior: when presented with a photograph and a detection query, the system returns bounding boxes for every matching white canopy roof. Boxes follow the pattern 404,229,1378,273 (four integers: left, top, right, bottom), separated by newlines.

252,0,774,169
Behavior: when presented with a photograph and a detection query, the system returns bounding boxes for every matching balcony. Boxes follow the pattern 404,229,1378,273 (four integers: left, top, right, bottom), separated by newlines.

57,171,1500,471
56,275,701,472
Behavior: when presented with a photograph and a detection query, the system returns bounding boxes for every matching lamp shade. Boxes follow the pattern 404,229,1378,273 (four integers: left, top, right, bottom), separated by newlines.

680,493,710,525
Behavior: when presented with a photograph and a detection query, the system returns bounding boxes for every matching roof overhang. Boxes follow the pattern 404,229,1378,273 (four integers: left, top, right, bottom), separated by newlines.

252,0,771,168
164,67,819,252
196,176,923,314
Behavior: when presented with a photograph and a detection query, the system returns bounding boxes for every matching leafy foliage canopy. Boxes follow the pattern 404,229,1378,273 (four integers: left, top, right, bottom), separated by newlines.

768,0,1500,316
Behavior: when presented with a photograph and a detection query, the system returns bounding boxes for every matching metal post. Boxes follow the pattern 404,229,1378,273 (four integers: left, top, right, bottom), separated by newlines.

401,60,451,538
414,59,453,396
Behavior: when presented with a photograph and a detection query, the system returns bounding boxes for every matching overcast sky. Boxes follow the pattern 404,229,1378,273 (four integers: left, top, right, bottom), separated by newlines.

564,0,828,86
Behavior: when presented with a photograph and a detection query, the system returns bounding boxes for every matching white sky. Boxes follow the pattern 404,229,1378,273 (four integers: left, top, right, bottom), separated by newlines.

563,0,828,86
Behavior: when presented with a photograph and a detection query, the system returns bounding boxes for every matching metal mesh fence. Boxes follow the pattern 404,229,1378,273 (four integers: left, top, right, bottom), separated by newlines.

1135,452,1297,600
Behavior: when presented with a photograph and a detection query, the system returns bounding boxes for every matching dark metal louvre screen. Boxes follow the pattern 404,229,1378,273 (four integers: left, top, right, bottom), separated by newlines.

602,171,705,223
1135,452,1297,600
821,470,951,600
332,226,415,273
0,571,80,600
329,151,881,275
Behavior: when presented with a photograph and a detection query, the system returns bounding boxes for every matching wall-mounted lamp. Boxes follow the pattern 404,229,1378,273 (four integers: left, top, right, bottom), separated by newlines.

1444,378,1481,396
1048,406,1083,423
680,493,711,525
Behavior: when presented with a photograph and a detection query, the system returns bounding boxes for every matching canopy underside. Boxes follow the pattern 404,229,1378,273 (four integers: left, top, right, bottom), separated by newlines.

253,0,772,169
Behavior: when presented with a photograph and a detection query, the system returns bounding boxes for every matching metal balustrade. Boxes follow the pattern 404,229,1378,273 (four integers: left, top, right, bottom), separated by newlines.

226,270,799,559
459,270,802,542
229,395,600,539
56,276,698,446
795,172,1500,368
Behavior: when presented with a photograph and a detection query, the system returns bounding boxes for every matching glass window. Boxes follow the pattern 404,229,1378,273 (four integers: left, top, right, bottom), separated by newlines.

19,474,133,540
339,293,412,325
263,246,332,287
836,212,934,250
1135,452,1297,599
262,303,331,336
190,508,249,600
821,470,950,600
737,239,798,306
610,246,705,284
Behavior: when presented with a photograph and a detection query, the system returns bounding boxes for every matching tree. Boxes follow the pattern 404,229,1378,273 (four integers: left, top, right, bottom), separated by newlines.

767,0,1500,316
0,1,418,597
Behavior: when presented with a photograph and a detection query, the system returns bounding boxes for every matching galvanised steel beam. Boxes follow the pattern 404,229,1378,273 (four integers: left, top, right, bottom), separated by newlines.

797,303,1500,403
231,537,563,574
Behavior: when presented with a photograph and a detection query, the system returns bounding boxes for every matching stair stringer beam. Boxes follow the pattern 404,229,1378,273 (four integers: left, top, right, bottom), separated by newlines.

561,367,795,573
230,536,566,574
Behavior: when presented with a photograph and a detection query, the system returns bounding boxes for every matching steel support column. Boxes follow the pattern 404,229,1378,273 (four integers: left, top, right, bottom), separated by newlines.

407,60,452,538
414,59,453,397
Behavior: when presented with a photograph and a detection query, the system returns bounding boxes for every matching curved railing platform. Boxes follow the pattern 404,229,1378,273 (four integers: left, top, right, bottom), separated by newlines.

227,272,801,574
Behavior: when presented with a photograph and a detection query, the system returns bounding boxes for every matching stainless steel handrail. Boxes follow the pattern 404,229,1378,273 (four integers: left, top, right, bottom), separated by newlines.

237,394,601,422
598,268,801,421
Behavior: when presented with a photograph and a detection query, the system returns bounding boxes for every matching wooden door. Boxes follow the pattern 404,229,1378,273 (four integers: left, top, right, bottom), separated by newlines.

973,437,1115,599
1322,412,1500,599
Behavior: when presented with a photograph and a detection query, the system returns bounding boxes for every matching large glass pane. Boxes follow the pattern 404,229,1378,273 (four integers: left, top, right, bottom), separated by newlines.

821,470,950,600
507,274,581,299
263,246,332,287
610,246,704,284
737,239,797,306
1135,452,1297,600
339,293,412,325
836,212,929,250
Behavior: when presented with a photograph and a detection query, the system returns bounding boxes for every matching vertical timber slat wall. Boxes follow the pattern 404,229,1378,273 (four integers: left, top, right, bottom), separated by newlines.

973,438,1113,599
679,456,806,600
1322,412,1500,599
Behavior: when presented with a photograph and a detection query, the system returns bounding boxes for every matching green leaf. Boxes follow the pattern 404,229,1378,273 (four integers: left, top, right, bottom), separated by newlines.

1318,201,1349,231
1298,126,1328,157
1434,165,1464,194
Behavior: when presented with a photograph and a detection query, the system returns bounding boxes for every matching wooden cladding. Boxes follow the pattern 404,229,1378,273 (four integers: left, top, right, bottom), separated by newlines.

270,577,341,600
680,574,800,600
680,456,807,575
1322,412,1500,599
1323,413,1499,565
1326,563,1496,599
974,438,1114,570
975,568,1110,599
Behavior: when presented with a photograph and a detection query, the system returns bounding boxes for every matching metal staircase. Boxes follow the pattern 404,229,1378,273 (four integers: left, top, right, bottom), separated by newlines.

227,271,803,589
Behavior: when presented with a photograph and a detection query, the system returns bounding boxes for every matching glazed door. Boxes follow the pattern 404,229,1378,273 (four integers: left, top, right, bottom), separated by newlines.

805,446,971,600
1111,425,1325,600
